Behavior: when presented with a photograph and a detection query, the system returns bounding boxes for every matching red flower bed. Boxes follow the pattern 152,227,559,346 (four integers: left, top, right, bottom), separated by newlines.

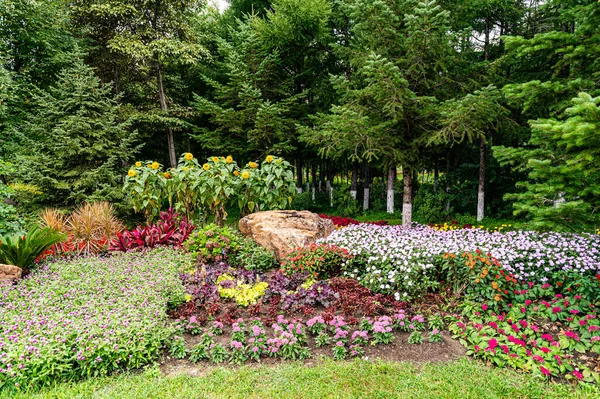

319,214,388,227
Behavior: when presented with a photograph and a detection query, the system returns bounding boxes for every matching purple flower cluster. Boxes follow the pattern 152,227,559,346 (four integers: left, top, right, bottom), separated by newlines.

0,248,187,388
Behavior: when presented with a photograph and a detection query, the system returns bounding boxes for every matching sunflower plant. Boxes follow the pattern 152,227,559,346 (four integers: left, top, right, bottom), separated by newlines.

125,154,295,225
237,155,296,215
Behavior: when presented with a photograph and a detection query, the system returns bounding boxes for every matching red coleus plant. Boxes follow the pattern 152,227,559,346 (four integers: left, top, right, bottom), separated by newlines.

109,208,196,252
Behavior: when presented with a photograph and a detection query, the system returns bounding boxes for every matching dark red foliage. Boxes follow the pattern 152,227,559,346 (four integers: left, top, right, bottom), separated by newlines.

319,214,388,227
329,278,400,317
170,301,198,318
109,208,196,252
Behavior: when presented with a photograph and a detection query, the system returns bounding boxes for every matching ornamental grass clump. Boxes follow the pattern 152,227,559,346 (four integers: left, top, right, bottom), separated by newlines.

0,248,187,390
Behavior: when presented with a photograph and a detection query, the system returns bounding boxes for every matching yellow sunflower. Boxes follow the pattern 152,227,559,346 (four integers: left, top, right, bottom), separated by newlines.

249,162,258,169
241,171,250,179
164,172,171,179
233,170,240,177
212,156,219,163
203,163,210,171
128,170,136,177
184,153,194,161
151,162,160,170
226,155,233,164
135,161,142,168
265,155,274,163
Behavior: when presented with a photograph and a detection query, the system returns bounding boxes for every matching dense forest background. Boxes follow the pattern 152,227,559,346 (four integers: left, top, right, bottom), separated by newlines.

1,0,599,233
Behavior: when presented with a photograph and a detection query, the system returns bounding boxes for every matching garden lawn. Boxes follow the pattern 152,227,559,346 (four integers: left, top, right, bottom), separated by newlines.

5,358,599,399
0,248,189,390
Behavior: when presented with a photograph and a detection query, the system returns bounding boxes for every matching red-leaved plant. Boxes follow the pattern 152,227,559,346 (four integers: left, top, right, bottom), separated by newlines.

109,209,196,252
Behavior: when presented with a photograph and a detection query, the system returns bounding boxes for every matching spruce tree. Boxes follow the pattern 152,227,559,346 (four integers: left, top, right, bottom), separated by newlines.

17,58,138,206
494,92,600,230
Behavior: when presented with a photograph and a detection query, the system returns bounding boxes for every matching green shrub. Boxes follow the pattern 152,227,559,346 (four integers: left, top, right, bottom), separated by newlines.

281,243,351,279
413,187,450,223
230,238,277,271
184,223,242,263
0,226,66,271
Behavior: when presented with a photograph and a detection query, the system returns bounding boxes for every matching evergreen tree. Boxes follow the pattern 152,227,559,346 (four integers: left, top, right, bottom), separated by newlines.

71,0,210,167
494,92,600,230
302,0,456,224
432,86,514,221
16,59,139,206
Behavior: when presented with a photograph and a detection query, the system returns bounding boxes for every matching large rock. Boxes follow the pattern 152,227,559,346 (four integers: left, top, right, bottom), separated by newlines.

239,210,335,260
0,264,22,282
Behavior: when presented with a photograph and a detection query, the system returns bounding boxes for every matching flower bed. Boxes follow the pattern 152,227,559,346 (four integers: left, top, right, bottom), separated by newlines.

322,224,600,298
0,249,188,390
450,287,600,383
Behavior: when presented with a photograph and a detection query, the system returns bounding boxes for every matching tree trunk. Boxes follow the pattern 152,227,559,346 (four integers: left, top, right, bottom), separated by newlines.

363,164,370,211
157,63,177,168
477,137,486,222
484,19,490,61
350,162,358,200
311,164,317,201
445,151,451,214
296,156,303,193
434,156,440,193
386,165,396,214
402,168,413,227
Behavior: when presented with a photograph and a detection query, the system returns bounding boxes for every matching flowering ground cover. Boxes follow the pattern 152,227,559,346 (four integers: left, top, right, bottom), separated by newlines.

322,224,600,298
0,249,189,390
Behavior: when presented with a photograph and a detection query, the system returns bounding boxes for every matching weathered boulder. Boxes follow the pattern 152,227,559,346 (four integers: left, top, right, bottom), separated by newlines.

239,210,335,260
0,264,22,282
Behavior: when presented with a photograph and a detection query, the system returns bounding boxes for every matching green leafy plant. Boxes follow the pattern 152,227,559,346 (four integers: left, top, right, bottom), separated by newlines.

209,343,229,364
169,336,188,359
237,156,296,215
408,331,424,344
281,243,351,279
230,238,277,271
0,226,66,271
184,224,243,264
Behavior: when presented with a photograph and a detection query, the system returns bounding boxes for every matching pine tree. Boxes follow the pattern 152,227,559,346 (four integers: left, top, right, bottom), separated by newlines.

301,0,456,224
17,58,139,206
494,92,600,230
432,86,514,221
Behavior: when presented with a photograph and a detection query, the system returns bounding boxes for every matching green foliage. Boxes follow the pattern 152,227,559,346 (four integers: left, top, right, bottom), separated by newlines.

0,160,23,236
184,224,243,264
494,93,600,231
281,243,350,279
230,238,277,272
413,187,450,224
169,336,189,359
0,226,66,271
14,58,139,206
125,154,296,224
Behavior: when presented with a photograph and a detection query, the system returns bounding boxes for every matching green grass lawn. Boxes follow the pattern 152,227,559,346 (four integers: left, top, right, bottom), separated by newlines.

5,358,598,399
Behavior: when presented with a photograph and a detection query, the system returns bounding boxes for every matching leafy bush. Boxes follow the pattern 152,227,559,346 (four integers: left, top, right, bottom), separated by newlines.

413,187,450,224
281,243,351,279
109,208,195,252
438,251,518,305
230,238,277,271
184,223,242,263
0,226,66,271
0,248,187,390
